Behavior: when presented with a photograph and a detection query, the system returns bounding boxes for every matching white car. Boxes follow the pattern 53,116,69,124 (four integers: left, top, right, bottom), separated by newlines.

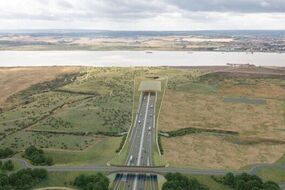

129,155,133,162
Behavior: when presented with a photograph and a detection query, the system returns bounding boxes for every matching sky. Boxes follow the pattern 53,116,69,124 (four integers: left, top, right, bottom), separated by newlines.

0,0,285,30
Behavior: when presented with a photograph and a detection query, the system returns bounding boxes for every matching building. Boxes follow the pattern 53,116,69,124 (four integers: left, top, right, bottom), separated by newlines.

226,63,256,68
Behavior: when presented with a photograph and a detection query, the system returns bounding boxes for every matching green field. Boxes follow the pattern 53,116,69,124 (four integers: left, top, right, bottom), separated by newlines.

1,131,97,151
45,137,122,165
32,68,134,133
0,91,87,134
257,167,285,183
35,171,99,189
187,175,231,190
0,68,135,160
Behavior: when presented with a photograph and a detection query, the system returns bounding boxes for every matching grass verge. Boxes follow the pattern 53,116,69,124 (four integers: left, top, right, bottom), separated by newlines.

257,167,285,183
35,171,100,189
45,137,121,166
187,175,231,190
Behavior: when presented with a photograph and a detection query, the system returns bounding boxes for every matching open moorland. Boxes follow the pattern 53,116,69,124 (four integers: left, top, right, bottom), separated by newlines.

1,66,285,189
0,67,80,106
0,67,136,165
159,66,285,169
0,67,169,166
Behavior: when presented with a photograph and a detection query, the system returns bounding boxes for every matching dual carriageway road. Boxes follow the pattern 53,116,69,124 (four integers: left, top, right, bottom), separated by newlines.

112,92,158,190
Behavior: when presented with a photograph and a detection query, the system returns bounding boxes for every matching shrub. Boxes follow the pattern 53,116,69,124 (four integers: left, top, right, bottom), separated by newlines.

73,173,109,190
220,172,281,190
115,135,127,153
0,168,47,189
163,173,208,190
1,160,14,171
0,148,14,159
23,146,53,166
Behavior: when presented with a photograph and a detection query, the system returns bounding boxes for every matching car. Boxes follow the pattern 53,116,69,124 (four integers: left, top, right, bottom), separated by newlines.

148,126,151,131
129,155,133,162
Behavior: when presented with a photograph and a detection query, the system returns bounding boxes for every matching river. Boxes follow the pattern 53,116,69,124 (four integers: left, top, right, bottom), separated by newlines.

0,51,284,67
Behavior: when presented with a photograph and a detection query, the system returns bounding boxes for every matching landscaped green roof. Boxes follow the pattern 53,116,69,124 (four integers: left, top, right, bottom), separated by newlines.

138,80,161,92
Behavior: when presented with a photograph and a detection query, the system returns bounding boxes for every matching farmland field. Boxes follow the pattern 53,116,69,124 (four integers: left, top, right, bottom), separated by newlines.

159,67,285,169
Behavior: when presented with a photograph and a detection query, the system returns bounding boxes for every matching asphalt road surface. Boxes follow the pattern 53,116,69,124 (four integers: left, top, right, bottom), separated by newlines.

113,92,158,190
3,158,285,190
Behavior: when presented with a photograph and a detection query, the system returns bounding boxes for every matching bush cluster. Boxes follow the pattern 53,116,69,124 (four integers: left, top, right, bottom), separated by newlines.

115,135,127,153
162,173,208,190
164,127,237,138
23,146,53,166
73,173,109,190
0,160,14,171
0,168,47,190
158,135,164,155
0,148,14,159
215,172,280,190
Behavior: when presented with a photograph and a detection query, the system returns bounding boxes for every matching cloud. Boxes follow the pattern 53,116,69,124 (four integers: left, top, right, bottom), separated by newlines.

0,0,284,30
166,0,285,13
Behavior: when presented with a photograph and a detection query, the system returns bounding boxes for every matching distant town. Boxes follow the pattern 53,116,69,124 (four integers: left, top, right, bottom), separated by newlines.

0,30,284,52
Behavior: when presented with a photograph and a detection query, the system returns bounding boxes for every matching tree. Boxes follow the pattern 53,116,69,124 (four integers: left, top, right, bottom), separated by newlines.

0,174,9,187
235,180,246,190
220,172,281,190
24,145,43,157
3,168,48,190
1,160,14,171
31,168,48,179
163,173,209,190
0,148,14,159
263,181,280,190
73,173,109,190
223,172,235,186
23,146,53,166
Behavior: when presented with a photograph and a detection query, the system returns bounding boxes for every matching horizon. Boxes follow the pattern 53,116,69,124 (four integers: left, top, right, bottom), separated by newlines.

1,29,285,31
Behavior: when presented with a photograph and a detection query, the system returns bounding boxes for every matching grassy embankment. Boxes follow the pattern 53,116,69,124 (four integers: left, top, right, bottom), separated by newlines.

110,68,169,166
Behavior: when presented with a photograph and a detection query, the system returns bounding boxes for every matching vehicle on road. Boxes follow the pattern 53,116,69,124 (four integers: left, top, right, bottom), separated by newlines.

129,155,133,163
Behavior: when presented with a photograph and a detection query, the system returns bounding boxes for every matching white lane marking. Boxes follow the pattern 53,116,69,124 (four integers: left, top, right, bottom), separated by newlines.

125,93,146,166
133,93,150,190
137,93,150,166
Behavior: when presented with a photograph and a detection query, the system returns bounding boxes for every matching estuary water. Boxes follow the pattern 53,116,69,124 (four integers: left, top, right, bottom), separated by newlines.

0,51,284,67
